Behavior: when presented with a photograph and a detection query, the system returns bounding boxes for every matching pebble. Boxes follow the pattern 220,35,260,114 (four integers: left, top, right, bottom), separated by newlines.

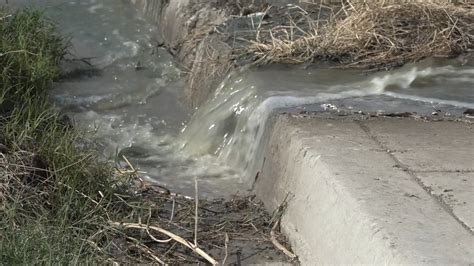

0,143,8,154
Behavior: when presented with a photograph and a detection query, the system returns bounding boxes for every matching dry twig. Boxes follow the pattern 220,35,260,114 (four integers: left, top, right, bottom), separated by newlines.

270,220,297,260
109,222,218,265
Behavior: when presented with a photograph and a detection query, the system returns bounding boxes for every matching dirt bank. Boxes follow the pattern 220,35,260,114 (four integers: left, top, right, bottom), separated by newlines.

131,0,309,107
131,0,230,107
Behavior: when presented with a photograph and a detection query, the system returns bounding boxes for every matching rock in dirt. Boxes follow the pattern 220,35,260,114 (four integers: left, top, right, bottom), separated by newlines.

0,143,8,154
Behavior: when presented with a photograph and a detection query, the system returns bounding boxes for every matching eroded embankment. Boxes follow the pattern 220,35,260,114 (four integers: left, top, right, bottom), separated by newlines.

131,0,233,107
132,0,473,107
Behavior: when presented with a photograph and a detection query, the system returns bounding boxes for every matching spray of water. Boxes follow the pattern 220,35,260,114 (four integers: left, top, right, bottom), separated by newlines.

179,64,474,182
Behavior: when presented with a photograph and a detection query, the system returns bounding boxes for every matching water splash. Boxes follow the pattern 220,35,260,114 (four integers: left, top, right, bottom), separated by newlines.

179,63,474,182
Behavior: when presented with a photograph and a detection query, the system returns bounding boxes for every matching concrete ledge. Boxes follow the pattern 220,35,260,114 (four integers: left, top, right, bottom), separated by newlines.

256,114,474,264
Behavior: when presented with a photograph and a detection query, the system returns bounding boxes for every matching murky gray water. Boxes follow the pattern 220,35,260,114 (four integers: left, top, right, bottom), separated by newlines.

5,0,474,197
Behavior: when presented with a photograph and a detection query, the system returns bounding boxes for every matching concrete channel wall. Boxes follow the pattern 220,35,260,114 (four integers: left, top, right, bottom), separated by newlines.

256,114,474,264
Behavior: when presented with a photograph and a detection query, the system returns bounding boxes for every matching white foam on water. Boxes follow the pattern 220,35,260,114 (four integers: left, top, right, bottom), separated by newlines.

383,92,474,109
87,3,103,14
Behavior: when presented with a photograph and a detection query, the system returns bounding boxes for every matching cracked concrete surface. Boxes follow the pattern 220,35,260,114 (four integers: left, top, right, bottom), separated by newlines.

361,119,474,233
256,114,473,264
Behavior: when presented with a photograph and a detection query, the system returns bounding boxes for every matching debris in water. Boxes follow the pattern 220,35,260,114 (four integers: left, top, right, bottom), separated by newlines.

321,103,338,111
463,108,474,118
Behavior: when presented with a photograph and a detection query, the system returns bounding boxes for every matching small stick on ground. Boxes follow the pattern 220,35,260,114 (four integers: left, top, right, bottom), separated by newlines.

127,236,166,265
269,193,296,260
110,222,218,265
222,233,230,265
194,177,199,247
270,220,297,260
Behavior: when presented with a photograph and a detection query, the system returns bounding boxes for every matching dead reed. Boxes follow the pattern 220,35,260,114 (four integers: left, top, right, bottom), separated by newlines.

247,1,473,68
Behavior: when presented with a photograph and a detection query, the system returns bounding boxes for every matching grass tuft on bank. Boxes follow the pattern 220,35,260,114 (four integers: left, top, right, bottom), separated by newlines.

0,8,128,264
247,1,473,68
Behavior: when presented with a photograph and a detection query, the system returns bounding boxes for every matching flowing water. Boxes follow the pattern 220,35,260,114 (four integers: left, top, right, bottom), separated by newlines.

6,0,474,197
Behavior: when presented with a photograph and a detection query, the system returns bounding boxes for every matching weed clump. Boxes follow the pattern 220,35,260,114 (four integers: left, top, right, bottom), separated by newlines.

0,9,65,110
0,8,119,264
247,1,473,68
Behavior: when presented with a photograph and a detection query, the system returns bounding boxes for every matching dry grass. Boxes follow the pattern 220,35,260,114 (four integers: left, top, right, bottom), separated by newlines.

247,1,474,68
